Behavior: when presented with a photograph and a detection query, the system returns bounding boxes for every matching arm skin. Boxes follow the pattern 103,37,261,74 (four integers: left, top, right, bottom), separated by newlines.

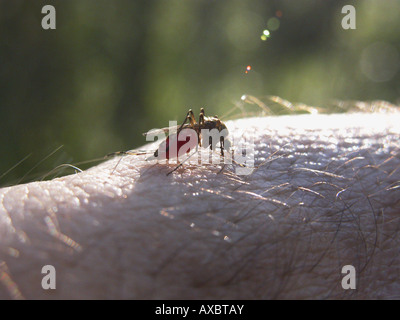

0,112,399,299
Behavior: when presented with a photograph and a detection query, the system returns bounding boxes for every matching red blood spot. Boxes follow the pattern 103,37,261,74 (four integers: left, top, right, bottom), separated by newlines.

165,135,193,159
276,10,282,18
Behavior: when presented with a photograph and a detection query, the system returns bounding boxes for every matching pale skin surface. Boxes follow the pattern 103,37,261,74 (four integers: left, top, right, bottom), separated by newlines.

0,112,399,299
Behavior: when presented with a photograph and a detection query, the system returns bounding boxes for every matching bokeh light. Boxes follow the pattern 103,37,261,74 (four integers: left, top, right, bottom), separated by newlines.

267,17,280,31
360,42,400,82
261,29,271,41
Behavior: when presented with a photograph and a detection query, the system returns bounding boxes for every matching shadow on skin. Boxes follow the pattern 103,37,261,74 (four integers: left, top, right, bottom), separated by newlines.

0,111,400,299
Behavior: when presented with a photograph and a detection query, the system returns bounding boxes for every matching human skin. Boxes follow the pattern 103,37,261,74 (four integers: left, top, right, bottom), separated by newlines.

0,111,399,299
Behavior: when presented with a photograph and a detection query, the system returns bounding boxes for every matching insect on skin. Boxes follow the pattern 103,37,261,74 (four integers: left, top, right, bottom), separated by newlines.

108,108,233,175
146,108,231,160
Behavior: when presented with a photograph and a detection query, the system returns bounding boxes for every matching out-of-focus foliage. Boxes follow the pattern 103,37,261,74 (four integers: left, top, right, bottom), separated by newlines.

0,0,399,185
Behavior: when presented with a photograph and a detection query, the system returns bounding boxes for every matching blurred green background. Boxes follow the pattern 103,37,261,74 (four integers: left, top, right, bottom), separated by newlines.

0,0,399,186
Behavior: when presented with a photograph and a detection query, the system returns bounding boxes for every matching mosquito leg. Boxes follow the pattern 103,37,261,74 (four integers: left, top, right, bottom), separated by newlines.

166,150,198,176
176,109,198,151
177,109,196,134
105,150,146,158
199,108,205,125
209,140,247,171
217,163,226,174
220,137,225,157
106,151,128,158
188,110,196,126
176,110,190,134
106,150,148,175
216,137,225,174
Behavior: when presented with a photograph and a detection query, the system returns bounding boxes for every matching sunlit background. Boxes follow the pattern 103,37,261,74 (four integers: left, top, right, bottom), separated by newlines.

0,0,399,186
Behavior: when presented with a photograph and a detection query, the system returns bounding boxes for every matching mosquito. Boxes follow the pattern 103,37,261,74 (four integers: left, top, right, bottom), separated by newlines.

107,108,234,175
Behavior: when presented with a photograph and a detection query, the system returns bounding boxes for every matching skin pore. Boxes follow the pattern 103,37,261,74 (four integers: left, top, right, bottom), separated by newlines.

0,111,399,299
